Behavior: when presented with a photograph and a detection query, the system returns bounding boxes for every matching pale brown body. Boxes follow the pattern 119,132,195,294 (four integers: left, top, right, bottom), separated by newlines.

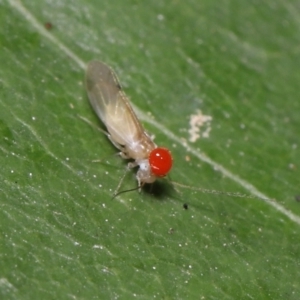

86,61,157,185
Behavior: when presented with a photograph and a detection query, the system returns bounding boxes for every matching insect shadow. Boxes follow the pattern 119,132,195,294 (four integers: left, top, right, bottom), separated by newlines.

142,180,174,200
112,169,174,201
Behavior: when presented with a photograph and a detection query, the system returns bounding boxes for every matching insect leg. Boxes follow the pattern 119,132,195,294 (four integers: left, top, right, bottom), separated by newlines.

113,161,138,196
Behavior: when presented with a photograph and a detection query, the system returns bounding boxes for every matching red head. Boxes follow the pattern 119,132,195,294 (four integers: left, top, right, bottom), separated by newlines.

149,147,173,177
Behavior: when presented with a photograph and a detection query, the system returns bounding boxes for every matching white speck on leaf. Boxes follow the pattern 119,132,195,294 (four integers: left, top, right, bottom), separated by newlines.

93,245,103,249
157,14,164,21
188,110,212,143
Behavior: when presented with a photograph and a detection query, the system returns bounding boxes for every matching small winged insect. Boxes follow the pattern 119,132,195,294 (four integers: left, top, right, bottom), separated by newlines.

86,61,173,194
85,62,283,207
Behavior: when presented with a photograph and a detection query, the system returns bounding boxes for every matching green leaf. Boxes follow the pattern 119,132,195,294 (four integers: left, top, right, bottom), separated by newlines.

1,0,300,299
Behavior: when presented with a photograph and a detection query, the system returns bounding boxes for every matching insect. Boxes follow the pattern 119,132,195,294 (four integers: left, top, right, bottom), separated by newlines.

84,62,282,208
85,61,173,193
44,22,53,30
183,203,188,210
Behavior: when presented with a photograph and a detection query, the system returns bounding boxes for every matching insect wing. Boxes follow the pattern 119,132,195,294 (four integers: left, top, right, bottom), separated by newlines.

86,61,145,146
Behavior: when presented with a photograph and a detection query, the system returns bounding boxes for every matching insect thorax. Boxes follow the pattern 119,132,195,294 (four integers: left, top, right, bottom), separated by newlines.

125,134,156,160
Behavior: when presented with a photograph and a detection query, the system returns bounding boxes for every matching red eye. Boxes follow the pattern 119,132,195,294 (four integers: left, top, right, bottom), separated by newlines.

149,147,173,177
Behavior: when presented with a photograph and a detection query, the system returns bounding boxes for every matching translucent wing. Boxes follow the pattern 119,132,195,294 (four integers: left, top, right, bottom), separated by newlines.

86,61,146,146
